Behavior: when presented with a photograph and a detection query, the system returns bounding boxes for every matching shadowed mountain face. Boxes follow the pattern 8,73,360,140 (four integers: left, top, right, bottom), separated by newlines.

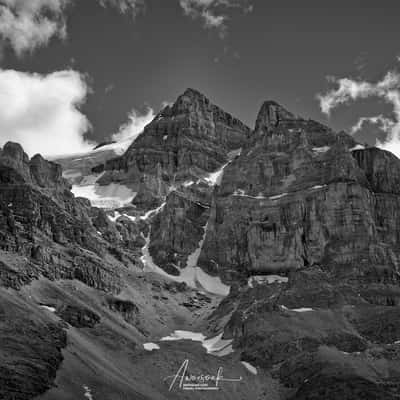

1,89,400,399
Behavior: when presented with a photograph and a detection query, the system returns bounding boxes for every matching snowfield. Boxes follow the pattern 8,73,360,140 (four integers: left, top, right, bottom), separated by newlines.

72,182,137,209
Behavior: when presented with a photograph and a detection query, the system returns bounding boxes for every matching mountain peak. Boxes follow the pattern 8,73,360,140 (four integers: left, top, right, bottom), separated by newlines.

182,87,207,99
255,100,296,131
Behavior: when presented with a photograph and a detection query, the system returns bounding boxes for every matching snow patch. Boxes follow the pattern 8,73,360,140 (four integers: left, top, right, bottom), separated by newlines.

204,147,241,186
40,305,56,313
248,275,288,287
143,342,160,351
282,307,314,312
241,361,258,375
312,146,330,153
269,193,288,200
311,185,327,190
349,144,365,151
108,211,122,222
72,183,136,209
160,331,234,356
228,148,242,158
204,162,230,186
140,202,166,220
83,385,94,400
233,190,266,199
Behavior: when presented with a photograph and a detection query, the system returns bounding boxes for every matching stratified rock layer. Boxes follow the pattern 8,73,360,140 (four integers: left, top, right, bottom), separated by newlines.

198,101,400,287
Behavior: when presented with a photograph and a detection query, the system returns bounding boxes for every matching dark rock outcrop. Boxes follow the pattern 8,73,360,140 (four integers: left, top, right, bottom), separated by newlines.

105,296,139,324
56,304,100,328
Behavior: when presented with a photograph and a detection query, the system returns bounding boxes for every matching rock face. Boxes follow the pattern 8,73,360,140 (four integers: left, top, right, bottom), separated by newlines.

56,304,101,328
149,187,211,274
94,88,250,209
0,142,145,294
197,101,400,287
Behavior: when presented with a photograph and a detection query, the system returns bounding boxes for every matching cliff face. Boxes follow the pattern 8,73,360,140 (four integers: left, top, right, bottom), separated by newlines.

94,88,250,209
196,102,400,286
0,142,143,293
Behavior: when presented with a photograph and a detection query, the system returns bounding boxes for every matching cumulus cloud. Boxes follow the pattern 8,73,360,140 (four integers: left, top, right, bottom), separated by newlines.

112,107,155,144
0,69,93,157
0,0,70,56
0,0,145,55
317,71,400,158
179,0,253,38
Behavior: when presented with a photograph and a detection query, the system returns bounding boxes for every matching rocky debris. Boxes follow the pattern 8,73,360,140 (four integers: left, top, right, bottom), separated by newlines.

163,281,188,293
180,292,212,309
56,304,100,328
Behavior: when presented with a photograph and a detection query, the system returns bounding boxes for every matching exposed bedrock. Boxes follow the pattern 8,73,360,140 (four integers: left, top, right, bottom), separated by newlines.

197,101,400,285
94,88,250,210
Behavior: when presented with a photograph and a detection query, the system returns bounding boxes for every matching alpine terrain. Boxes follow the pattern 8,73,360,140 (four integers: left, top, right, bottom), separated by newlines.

1,88,400,400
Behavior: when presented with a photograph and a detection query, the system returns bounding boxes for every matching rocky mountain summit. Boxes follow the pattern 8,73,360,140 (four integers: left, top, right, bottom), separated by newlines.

93,88,250,209
1,89,400,399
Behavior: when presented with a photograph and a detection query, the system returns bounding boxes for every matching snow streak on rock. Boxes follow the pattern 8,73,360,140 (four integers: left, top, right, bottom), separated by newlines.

141,221,230,296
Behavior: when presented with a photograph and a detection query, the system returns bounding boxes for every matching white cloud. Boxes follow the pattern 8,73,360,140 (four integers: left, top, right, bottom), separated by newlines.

98,0,145,18
350,115,394,135
317,71,400,158
0,0,70,56
0,69,93,157
112,107,154,144
0,0,145,56
179,0,253,38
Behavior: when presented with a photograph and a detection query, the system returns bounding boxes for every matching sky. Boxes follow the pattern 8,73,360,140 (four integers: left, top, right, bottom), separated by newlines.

1,0,400,157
